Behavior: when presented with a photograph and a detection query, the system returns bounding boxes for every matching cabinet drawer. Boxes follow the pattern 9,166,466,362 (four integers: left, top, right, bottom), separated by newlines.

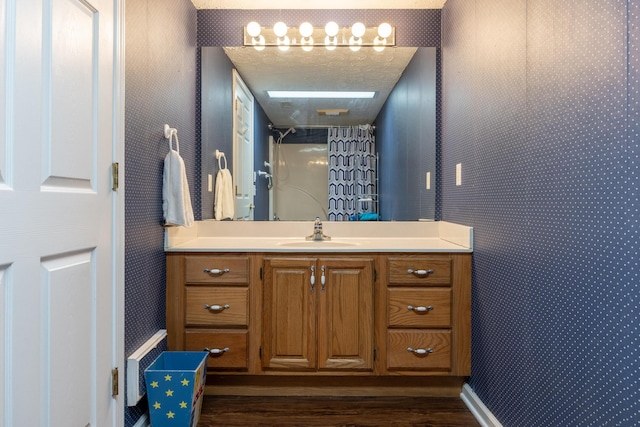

387,330,451,370
388,289,451,328
184,256,249,284
388,257,451,286
185,330,248,370
185,287,248,327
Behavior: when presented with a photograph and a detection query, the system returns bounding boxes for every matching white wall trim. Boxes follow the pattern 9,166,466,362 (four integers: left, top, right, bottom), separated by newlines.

461,383,503,427
132,413,150,427
114,0,125,424
126,329,167,406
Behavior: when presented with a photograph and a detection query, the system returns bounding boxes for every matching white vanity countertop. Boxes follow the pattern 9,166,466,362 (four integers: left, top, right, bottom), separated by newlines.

165,221,473,253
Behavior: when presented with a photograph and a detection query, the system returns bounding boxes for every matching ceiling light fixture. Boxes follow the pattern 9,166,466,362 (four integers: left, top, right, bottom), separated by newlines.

268,90,376,99
243,22,395,51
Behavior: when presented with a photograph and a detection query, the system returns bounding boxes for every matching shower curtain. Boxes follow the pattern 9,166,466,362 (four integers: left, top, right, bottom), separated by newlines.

328,125,376,221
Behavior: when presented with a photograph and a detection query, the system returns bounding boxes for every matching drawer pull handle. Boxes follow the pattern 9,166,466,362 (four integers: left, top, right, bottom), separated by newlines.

203,268,230,275
407,305,434,313
204,304,230,311
310,265,315,292
407,347,433,355
204,347,229,355
407,269,434,276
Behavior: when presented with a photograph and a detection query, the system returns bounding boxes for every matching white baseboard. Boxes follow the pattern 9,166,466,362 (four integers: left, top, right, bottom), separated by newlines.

132,413,150,427
460,383,503,427
126,329,167,406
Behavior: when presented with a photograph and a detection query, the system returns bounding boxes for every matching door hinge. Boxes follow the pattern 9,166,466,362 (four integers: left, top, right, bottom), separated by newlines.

111,162,119,191
259,346,262,358
111,367,119,397
373,348,377,361
260,267,263,280
373,269,377,282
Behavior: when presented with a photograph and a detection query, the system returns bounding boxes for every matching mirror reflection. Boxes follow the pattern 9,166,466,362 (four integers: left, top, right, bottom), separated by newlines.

200,46,437,221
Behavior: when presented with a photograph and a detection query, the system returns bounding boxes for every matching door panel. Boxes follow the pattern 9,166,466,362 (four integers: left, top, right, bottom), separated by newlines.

43,250,94,425
232,69,254,220
262,258,316,370
46,0,96,190
318,259,374,371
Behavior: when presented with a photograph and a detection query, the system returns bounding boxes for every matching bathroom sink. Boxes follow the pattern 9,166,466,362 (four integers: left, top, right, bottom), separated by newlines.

277,240,360,248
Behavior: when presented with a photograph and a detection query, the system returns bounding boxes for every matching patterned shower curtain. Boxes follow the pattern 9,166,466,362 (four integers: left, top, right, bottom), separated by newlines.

328,125,377,221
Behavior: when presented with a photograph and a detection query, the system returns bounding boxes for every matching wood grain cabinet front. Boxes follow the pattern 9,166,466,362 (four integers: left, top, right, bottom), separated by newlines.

384,254,470,376
167,253,251,372
261,256,374,373
167,251,471,384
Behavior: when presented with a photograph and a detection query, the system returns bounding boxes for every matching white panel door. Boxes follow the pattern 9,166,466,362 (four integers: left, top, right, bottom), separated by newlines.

0,0,121,426
232,69,254,220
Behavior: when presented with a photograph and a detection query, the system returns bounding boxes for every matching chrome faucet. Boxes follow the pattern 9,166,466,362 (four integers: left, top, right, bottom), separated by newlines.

306,217,331,241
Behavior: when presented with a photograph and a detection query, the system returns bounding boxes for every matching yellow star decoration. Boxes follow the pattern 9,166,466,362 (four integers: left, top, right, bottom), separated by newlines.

164,374,172,381
167,411,175,419
150,381,159,388
181,378,190,386
153,402,161,410
179,401,188,409
165,389,174,397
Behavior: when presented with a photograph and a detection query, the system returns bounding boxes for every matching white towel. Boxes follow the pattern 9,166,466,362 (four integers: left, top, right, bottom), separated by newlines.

215,168,235,220
162,134,194,227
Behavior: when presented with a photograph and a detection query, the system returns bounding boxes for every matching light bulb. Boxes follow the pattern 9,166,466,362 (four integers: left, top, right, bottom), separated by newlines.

351,22,365,39
349,36,362,51
273,21,288,38
277,35,290,51
247,21,261,38
377,22,392,39
299,22,314,38
325,21,339,37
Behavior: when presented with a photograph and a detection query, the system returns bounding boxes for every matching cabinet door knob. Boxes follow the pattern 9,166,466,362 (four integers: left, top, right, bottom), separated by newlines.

203,268,230,275
407,347,433,355
310,265,316,291
204,347,229,356
204,304,230,311
407,269,434,276
407,305,434,312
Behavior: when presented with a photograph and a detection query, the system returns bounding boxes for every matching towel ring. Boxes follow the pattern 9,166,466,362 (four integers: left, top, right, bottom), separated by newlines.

164,124,179,153
216,149,227,170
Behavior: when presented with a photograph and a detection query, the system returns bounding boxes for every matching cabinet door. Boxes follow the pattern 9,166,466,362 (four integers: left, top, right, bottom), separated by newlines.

262,258,317,370
317,258,374,371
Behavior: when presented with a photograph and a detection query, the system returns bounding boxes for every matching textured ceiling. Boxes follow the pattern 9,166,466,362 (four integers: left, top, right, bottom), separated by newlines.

224,46,418,127
191,1,447,9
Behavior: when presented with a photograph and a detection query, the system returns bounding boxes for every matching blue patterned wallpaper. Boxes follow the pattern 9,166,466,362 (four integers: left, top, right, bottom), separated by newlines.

442,0,639,425
124,0,197,425
376,47,437,221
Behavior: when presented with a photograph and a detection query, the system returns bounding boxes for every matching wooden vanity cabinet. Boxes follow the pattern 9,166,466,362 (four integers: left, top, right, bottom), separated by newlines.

261,256,374,372
166,251,471,391
383,254,471,376
166,253,253,372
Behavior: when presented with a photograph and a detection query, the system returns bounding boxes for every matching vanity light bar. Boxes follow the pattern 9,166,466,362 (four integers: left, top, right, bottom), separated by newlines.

244,23,395,50
268,91,375,99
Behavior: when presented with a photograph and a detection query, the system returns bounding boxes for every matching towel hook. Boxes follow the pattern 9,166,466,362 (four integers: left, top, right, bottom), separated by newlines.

216,149,227,170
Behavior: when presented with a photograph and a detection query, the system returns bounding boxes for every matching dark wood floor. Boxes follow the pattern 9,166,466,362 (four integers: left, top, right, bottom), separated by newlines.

197,396,481,426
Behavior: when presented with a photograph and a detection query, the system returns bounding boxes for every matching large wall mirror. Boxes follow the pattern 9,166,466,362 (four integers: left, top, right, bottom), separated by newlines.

201,45,437,221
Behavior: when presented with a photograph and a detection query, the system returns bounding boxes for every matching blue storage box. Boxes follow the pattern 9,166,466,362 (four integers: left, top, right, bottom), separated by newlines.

144,351,208,427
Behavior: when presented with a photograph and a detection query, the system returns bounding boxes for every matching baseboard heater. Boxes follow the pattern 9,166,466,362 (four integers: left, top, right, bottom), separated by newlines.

127,329,167,406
